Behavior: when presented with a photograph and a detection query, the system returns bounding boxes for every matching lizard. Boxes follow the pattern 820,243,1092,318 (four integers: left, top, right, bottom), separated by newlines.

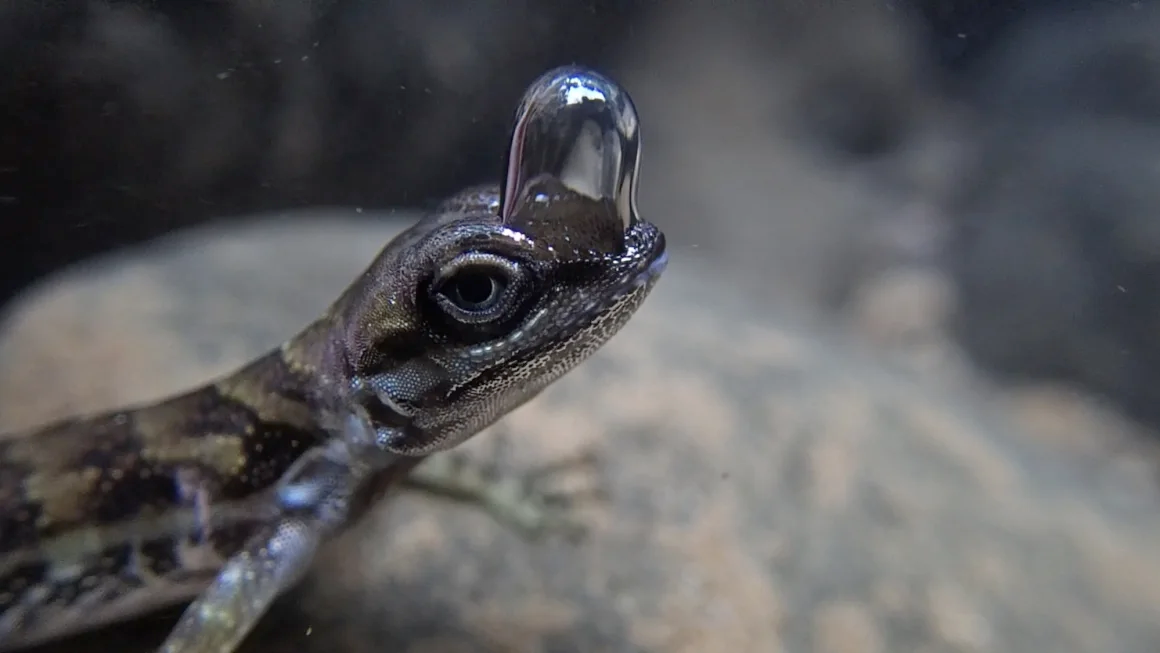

0,65,668,653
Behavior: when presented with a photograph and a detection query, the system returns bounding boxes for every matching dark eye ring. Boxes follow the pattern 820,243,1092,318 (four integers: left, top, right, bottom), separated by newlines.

431,253,525,325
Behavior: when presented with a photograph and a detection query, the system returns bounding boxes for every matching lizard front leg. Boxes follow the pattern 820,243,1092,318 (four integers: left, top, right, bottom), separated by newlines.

157,518,320,653
159,443,358,653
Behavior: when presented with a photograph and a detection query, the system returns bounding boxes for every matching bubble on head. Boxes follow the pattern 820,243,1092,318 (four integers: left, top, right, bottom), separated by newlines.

499,66,642,254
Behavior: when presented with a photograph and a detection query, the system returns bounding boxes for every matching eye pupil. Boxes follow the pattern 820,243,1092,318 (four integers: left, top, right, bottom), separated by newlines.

446,272,502,310
430,253,527,330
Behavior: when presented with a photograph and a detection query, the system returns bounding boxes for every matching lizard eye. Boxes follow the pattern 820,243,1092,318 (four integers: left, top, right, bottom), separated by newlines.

431,253,527,325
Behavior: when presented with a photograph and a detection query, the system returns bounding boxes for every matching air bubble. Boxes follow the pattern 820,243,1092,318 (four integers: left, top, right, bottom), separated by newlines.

498,66,642,236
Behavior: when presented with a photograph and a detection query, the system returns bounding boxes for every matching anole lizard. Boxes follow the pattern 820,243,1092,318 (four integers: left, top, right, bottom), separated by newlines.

0,65,667,653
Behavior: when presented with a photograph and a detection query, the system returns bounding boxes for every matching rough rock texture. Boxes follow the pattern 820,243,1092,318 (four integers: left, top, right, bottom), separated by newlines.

939,4,1160,433
615,0,1160,438
2,214,1160,653
945,117,1160,430
620,1,945,314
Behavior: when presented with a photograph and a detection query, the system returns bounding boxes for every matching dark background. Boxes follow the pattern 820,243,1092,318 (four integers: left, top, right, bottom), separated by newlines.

4,0,1160,435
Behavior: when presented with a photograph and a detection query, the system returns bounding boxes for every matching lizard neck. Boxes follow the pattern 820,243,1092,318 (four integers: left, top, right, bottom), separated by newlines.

276,315,351,410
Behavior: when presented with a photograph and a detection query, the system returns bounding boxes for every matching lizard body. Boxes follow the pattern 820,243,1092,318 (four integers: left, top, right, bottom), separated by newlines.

0,66,666,653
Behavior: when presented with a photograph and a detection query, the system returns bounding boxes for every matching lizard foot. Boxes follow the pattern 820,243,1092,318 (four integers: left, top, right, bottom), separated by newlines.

403,429,607,542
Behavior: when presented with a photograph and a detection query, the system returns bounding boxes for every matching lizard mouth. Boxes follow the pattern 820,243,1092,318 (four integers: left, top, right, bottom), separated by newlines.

635,246,668,287
566,220,667,329
620,220,668,293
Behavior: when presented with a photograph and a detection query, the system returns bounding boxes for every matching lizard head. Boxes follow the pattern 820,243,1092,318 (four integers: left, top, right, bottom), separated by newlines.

333,66,668,456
